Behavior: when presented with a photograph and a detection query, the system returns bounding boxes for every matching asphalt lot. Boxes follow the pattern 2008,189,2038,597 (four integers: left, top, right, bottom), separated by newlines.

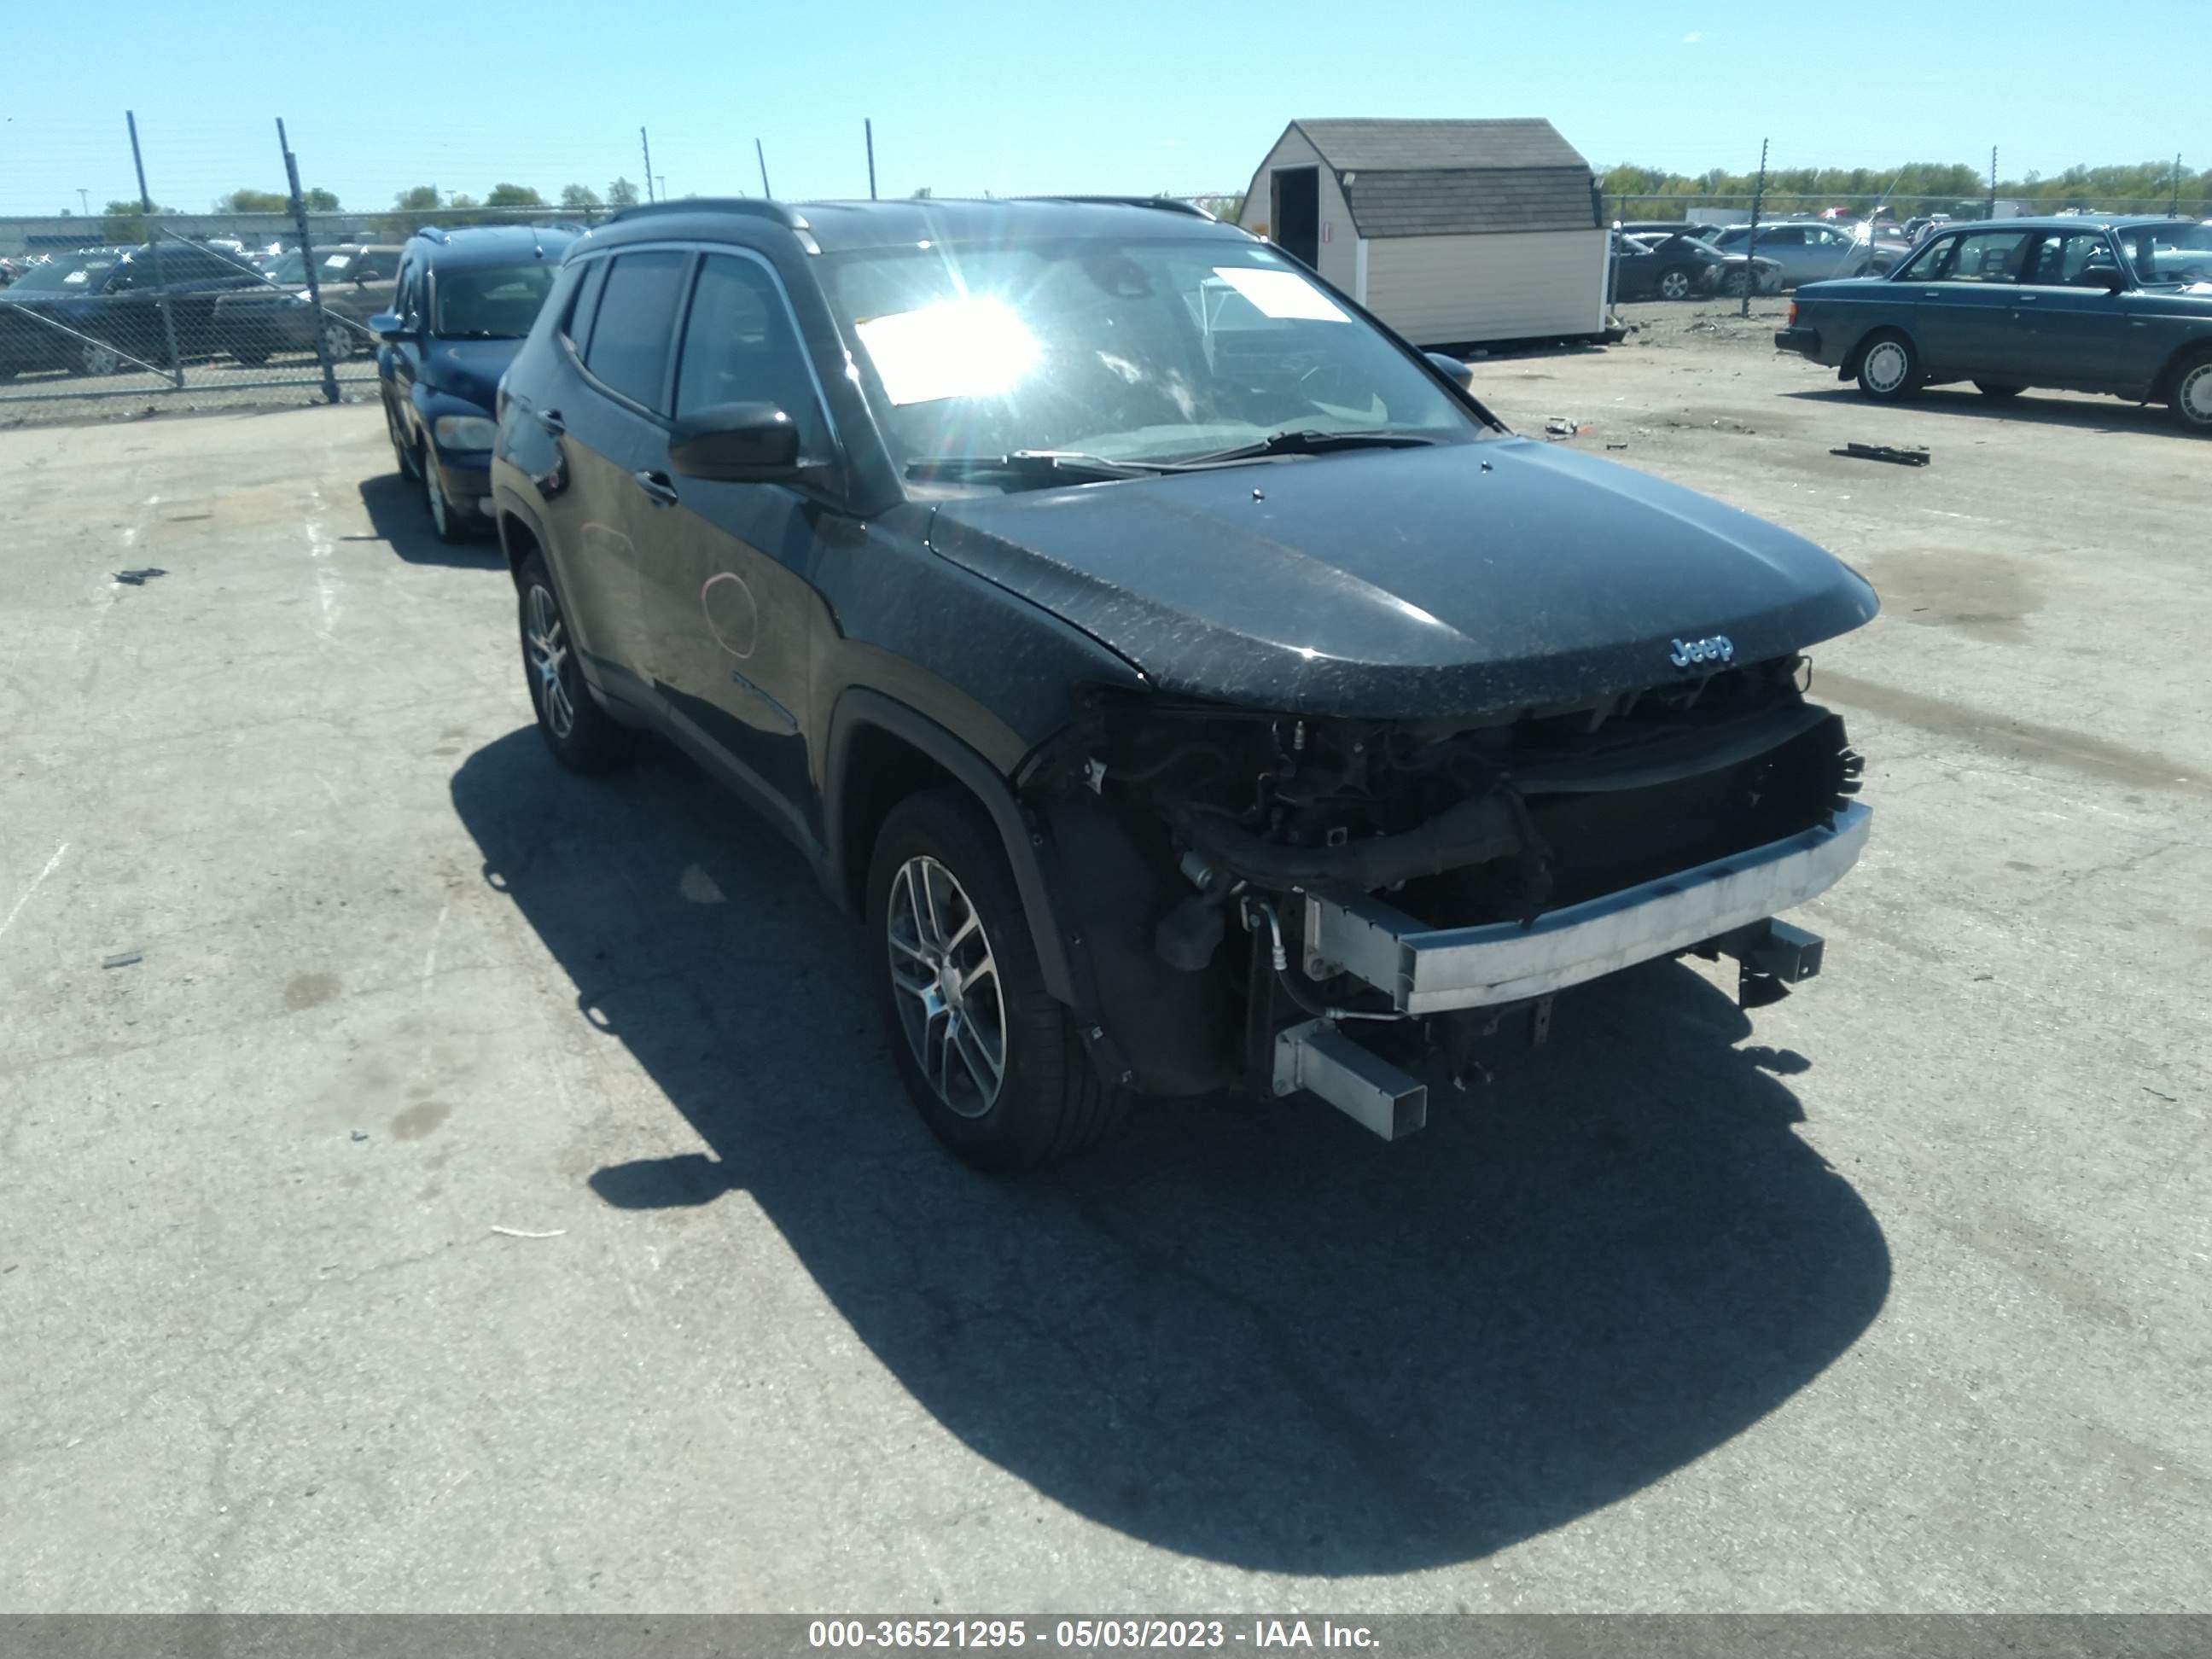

2,302,2207,1611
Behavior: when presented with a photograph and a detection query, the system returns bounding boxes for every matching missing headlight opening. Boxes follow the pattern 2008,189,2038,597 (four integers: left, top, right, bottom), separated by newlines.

1045,656,1866,1129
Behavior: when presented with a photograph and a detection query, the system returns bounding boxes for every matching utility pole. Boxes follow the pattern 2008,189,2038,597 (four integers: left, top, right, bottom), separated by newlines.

76,188,90,215
2174,154,2184,217
1742,137,1767,320
125,110,184,387
756,140,773,199
865,119,877,201
1988,147,1998,220
640,127,655,202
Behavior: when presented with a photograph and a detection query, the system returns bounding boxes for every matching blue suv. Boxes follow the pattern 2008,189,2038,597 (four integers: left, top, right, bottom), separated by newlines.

370,224,575,540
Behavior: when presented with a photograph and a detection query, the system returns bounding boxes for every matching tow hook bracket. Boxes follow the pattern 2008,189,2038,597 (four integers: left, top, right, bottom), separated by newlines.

1273,1020,1428,1141
1708,917,1825,1008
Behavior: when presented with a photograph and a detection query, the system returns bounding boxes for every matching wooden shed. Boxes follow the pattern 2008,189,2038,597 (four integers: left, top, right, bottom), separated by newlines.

1237,118,1608,349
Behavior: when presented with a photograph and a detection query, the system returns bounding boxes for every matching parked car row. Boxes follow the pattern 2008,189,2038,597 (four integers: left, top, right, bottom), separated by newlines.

1778,215,2212,432
0,239,402,379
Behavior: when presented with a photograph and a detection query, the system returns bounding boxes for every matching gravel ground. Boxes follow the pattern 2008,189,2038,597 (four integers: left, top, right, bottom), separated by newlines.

1,315,2205,1612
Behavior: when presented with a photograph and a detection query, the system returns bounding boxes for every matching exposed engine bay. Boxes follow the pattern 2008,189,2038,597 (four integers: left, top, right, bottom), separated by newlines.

1030,655,1866,1115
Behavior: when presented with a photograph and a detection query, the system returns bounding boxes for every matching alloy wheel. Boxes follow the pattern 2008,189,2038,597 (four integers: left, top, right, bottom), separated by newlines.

1862,340,1910,394
885,855,1006,1119
320,318,353,364
81,340,120,376
525,584,575,739
1659,270,1691,300
2177,362,2212,429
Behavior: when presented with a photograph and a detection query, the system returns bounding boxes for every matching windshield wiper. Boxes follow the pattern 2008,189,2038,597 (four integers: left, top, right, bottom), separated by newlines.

1176,428,1442,466
904,450,1167,484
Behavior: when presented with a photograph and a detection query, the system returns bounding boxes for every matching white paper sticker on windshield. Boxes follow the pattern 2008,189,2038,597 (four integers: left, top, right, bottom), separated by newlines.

1211,266,1348,322
856,295,1040,405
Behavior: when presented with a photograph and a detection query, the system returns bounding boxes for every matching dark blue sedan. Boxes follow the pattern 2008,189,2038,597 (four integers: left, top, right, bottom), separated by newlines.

1775,216,2212,433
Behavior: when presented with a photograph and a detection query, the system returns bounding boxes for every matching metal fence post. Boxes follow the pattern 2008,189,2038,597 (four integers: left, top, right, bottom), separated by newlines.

277,118,340,405
127,110,186,387
1742,138,1768,320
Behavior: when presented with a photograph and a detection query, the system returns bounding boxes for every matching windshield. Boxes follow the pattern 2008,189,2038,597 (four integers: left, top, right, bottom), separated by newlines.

431,262,556,337
821,237,1482,473
8,254,118,294
2112,223,2212,286
264,251,307,285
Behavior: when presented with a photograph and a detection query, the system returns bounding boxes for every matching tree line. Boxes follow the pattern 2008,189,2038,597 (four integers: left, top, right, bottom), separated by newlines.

1600,159,2208,218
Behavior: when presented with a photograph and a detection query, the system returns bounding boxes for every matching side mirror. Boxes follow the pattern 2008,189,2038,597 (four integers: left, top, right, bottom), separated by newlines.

2091,269,2128,293
669,402,802,482
1424,352,1476,392
367,311,410,342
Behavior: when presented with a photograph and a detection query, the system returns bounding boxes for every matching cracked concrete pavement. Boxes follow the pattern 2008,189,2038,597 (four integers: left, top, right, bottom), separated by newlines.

1,314,2207,1610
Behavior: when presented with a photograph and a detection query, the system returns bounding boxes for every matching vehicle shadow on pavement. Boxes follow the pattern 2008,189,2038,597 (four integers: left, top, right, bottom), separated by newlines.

354,473,505,568
451,728,1891,1575
1783,385,2181,437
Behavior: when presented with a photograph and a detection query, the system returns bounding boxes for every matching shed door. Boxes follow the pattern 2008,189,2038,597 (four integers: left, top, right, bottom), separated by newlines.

1271,166,1320,271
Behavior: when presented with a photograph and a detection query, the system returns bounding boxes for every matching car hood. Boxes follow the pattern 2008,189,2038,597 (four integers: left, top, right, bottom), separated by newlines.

421,337,520,408
924,439,1879,718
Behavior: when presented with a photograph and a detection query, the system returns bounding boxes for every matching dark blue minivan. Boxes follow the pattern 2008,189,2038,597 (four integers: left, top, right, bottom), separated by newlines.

372,224,577,540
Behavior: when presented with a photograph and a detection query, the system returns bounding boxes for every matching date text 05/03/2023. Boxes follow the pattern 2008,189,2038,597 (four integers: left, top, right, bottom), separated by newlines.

806,1618,1382,1650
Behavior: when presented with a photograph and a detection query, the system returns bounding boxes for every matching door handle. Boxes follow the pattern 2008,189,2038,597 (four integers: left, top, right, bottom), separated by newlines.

534,408,565,434
2015,294,2037,303
632,469,679,507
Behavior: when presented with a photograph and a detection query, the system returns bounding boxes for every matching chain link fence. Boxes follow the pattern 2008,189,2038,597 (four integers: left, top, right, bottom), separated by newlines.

0,117,621,409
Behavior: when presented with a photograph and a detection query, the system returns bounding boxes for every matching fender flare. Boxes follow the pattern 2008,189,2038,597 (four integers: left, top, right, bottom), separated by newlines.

824,688,1074,1005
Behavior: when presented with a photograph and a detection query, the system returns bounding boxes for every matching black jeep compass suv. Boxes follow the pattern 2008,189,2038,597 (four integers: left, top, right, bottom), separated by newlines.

491,196,1877,1169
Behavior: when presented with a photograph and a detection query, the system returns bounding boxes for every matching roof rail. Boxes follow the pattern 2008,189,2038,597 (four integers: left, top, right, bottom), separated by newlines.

1033,195,1217,220
606,197,810,230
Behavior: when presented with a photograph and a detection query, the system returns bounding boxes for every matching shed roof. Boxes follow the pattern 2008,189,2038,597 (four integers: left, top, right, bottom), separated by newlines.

1264,119,1600,239
1293,118,1589,173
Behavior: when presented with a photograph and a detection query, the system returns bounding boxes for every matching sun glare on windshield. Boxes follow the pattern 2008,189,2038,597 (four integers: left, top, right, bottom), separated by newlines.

855,295,1041,405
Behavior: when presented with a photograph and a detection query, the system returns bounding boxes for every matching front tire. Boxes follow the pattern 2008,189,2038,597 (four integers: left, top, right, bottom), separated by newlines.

517,552,634,772
1854,330,1921,403
80,339,122,376
1657,268,1694,301
868,789,1130,1171
319,317,354,364
422,451,464,543
2168,349,2212,434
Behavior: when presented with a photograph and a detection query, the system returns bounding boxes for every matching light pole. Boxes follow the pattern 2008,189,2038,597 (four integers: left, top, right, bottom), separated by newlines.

77,188,90,215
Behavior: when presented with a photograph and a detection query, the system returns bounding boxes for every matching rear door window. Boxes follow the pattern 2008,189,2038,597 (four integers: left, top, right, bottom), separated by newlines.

1927,230,2031,283
582,250,688,413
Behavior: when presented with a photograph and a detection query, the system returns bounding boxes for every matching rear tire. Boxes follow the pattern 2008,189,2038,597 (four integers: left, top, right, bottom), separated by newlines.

868,789,1131,1171
517,551,635,773
1657,268,1694,301
1854,330,1921,403
1974,381,2023,402
2168,350,2212,434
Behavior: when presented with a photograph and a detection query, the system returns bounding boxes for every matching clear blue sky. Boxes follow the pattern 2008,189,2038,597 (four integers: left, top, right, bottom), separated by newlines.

1,0,2198,217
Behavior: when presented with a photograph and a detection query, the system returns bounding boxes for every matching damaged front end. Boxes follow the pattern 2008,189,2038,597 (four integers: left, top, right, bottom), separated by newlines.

1030,655,1869,1136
